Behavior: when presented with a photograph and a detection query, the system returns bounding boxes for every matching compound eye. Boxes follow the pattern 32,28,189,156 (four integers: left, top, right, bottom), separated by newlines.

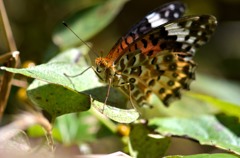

96,67,102,73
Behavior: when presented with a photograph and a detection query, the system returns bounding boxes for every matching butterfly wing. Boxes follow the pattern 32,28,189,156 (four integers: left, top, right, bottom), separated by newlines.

116,50,196,106
114,15,217,106
106,1,186,61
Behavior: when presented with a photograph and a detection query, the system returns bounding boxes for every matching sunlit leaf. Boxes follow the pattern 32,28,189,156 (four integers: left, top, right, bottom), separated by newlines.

1,46,139,123
165,153,239,158
187,92,240,120
92,100,139,124
192,74,240,105
149,115,240,155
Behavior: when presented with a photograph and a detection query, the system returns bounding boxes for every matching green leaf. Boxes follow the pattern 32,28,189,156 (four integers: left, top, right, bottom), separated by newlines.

52,0,105,15
137,73,240,119
133,92,217,120
1,46,139,123
27,83,90,118
93,100,140,124
27,125,62,142
192,74,240,105
24,46,92,118
216,113,240,136
149,115,240,155
165,153,239,158
55,113,98,145
129,123,170,158
53,0,128,48
187,92,240,120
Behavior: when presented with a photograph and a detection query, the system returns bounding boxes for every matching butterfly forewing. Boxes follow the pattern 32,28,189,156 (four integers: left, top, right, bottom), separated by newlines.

162,15,217,56
107,1,186,62
114,15,217,62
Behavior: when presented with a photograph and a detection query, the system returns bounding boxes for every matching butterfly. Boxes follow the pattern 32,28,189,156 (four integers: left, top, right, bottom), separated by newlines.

94,1,217,108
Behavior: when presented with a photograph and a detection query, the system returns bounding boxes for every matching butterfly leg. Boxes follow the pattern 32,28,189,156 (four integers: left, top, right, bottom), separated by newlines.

101,78,112,113
127,83,137,110
115,81,137,110
64,66,92,78
63,66,94,92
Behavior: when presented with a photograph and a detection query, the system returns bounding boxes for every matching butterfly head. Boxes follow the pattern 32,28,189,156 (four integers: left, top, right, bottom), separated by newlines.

95,57,115,82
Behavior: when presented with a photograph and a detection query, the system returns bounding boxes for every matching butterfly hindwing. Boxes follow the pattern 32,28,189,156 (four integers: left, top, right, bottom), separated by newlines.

116,50,196,106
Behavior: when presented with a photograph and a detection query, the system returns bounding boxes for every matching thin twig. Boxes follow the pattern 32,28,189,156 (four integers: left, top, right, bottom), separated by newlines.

0,112,52,142
0,0,17,51
0,0,20,120
0,51,19,120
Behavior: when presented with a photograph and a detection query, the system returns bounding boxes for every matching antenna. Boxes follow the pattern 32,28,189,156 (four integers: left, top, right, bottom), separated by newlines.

62,21,99,58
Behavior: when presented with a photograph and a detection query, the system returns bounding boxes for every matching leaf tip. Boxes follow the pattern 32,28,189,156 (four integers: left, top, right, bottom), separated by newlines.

0,66,7,70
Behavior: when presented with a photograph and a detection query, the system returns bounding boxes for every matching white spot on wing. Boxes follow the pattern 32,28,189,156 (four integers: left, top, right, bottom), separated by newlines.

182,44,188,49
185,21,193,27
151,19,168,28
187,37,197,44
197,40,206,45
174,12,179,18
168,29,190,36
200,25,206,29
190,48,196,54
177,36,185,42
165,23,180,30
147,12,171,28
147,13,161,23
183,57,192,61
164,10,170,17
179,7,185,12
169,4,175,10
197,31,202,36
146,12,156,20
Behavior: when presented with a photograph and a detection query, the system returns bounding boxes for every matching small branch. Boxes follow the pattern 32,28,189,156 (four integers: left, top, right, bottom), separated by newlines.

0,51,20,120
0,0,17,51
0,112,52,143
0,0,20,121
0,52,15,63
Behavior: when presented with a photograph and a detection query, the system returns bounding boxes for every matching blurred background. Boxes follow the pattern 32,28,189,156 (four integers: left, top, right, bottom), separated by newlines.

1,0,240,156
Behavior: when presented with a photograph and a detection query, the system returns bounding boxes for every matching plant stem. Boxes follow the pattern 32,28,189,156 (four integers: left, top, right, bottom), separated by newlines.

0,0,17,51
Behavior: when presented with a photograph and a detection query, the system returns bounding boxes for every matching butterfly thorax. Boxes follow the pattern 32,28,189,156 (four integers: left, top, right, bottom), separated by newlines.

95,57,120,85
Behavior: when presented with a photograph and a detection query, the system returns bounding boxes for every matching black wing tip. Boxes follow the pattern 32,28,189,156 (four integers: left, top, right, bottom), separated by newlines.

201,15,218,25
162,1,185,11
